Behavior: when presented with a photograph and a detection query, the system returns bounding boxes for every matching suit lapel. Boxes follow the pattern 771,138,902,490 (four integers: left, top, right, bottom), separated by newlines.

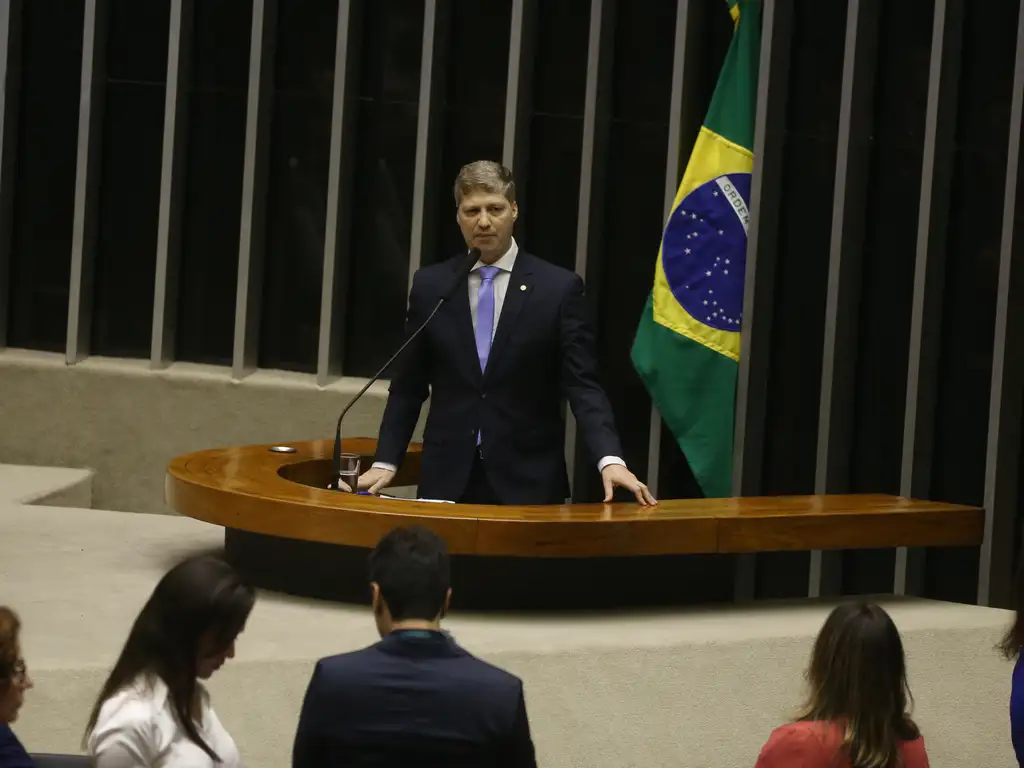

448,257,482,382
486,253,534,379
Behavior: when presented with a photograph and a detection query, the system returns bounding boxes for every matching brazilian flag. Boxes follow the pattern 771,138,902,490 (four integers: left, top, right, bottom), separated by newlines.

631,0,761,498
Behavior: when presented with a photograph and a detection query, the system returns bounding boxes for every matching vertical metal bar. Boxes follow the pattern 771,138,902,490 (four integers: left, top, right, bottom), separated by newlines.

232,0,276,379
571,0,613,278
647,409,663,497
317,0,361,385
978,0,1024,607
407,0,448,290
660,0,700,253
565,0,614,495
894,0,964,595
502,0,536,201
0,0,21,349
66,0,108,364
151,0,193,369
809,0,880,598
732,0,794,600
647,0,700,498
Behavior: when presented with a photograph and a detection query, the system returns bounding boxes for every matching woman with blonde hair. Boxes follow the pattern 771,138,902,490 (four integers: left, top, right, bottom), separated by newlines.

755,602,929,768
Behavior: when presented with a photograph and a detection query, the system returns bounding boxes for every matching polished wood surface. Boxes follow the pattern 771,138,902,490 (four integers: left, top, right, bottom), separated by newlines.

166,440,984,558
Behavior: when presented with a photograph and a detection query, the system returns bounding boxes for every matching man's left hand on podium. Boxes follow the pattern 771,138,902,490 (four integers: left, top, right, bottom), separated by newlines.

601,465,657,506
358,467,397,494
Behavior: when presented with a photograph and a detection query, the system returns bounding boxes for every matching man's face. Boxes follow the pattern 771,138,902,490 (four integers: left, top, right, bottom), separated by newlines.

457,191,517,260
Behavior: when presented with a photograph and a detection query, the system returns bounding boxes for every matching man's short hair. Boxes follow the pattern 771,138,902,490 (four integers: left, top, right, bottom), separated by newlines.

453,161,516,207
368,526,451,621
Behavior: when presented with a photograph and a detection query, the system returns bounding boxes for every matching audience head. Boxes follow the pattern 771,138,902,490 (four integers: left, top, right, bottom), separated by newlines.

368,526,451,636
0,607,32,724
798,602,919,768
86,554,255,759
999,554,1024,659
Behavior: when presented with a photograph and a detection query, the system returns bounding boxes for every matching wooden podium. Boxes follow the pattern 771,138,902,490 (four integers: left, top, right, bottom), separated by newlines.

167,438,983,608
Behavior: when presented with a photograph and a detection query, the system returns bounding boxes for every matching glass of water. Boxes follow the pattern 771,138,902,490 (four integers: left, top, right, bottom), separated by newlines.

337,453,361,492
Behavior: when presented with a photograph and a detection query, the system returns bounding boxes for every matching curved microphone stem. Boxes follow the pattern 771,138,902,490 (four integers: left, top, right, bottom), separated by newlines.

331,297,446,490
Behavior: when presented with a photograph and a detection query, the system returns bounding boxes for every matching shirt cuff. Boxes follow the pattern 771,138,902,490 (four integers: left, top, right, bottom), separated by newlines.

371,462,398,473
597,456,626,471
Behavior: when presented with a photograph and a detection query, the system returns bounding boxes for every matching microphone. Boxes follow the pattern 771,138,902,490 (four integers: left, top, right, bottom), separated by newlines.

330,249,480,490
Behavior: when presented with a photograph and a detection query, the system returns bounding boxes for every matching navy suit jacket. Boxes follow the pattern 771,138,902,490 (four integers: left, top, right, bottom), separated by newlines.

375,251,623,504
0,725,32,768
292,630,536,767
1012,655,1024,765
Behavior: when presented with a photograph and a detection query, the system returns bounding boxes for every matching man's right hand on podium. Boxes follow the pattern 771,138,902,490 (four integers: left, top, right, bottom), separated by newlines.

354,467,396,494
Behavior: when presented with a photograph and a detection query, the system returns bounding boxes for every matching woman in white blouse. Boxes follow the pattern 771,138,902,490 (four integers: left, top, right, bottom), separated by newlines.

85,555,256,768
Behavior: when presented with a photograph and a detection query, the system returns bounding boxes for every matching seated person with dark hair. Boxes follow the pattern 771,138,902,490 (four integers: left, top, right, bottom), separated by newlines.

0,607,33,768
292,526,536,767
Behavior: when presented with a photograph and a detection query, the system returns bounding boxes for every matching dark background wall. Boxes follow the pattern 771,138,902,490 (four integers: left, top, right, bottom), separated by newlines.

1,0,1021,606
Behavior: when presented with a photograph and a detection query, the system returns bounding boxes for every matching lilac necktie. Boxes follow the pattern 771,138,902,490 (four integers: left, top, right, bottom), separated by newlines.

475,265,500,372
475,266,499,448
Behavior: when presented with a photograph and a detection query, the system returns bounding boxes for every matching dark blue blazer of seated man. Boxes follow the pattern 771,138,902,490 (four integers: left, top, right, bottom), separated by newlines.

292,526,536,767
292,630,535,768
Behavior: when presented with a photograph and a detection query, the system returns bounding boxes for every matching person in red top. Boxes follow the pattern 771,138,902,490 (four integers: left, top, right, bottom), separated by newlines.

755,602,930,768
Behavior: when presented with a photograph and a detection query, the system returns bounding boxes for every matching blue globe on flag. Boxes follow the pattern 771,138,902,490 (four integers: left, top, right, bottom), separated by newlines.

661,173,751,332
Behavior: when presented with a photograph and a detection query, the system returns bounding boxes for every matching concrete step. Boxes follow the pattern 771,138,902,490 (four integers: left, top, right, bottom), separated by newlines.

0,501,1016,768
0,465,94,509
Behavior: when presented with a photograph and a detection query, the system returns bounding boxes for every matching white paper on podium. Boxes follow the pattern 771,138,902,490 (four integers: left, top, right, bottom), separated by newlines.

378,494,455,504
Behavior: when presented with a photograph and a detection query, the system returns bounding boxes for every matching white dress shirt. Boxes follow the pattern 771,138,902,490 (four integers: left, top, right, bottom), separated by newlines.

88,675,242,768
468,238,519,341
374,238,624,475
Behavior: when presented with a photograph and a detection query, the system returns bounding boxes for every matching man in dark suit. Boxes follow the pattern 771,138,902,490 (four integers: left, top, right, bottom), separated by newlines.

292,526,536,767
356,160,656,506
